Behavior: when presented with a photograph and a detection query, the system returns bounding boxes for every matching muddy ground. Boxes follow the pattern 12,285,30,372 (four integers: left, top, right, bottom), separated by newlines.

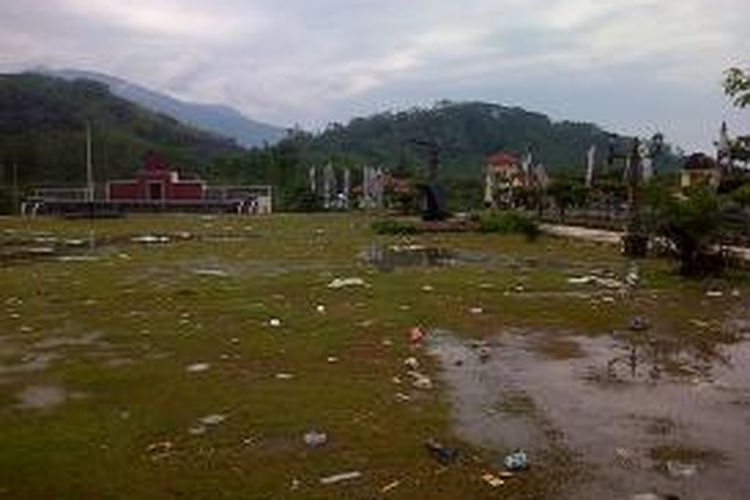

0,213,748,499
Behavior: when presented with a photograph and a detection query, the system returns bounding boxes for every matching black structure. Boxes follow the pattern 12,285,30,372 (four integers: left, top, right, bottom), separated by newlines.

409,138,449,221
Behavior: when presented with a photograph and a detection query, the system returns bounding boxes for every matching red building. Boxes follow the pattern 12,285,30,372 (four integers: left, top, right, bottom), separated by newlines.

107,153,205,202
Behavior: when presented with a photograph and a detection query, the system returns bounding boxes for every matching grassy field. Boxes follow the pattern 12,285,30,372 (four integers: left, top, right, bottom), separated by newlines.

0,213,746,499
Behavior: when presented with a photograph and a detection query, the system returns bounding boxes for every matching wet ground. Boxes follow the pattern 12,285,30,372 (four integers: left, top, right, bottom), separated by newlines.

429,318,750,500
2,214,748,499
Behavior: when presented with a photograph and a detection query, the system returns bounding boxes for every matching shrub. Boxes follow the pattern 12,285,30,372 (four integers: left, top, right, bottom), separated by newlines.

478,211,540,241
646,186,726,275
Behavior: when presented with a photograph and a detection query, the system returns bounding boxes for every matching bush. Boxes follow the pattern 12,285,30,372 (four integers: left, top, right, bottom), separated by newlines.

283,187,324,212
646,186,726,275
478,211,540,241
371,219,419,235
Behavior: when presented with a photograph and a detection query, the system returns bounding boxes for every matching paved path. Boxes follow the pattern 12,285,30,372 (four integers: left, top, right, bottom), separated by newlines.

541,224,750,263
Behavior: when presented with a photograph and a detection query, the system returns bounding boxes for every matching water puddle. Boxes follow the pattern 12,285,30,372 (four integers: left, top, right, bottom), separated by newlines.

429,327,750,500
360,244,490,271
15,385,68,410
0,230,260,267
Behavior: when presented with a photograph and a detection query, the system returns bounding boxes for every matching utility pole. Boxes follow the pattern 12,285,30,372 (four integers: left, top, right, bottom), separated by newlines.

12,162,19,215
86,120,94,202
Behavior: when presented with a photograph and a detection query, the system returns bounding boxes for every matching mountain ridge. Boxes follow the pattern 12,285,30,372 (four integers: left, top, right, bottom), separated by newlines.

39,68,287,149
0,73,243,185
283,100,679,178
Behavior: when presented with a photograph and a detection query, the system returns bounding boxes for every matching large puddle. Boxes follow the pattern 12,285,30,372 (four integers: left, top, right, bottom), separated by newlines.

429,325,750,500
0,230,260,267
360,244,491,271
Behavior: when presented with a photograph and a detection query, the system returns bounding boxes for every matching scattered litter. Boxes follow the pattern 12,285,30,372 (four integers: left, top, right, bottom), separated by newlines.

56,256,100,263
327,356,339,364
513,284,525,293
392,376,402,385
666,460,697,478
188,425,207,436
276,373,294,380
316,304,326,313
626,263,640,286
303,431,328,448
615,447,641,468
470,339,488,350
504,450,529,471
269,318,282,327
146,440,173,454
421,285,434,292
185,362,210,373
409,372,433,390
409,326,426,344
26,247,55,255
568,276,593,285
731,288,741,297
706,290,723,298
404,357,420,370
381,480,401,493
478,347,491,363
601,296,616,303
629,316,650,332
242,436,256,446
328,277,366,289
469,307,484,315
481,473,506,487
395,392,411,402
568,275,624,289
382,338,393,347
290,478,301,491
194,269,229,277
632,494,681,500
690,319,710,328
199,414,226,426
399,304,412,310
425,439,459,465
132,235,170,244
319,471,362,485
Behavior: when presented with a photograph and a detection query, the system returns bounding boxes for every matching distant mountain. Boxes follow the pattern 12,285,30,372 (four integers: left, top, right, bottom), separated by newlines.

0,73,243,185
43,68,287,149
289,100,679,178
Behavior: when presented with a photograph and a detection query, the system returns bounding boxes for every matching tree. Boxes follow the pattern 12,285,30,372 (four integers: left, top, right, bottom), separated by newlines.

546,180,575,222
646,187,726,275
723,67,750,109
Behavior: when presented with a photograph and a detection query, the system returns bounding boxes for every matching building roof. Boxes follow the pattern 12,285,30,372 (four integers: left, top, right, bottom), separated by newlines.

682,153,718,171
486,152,519,167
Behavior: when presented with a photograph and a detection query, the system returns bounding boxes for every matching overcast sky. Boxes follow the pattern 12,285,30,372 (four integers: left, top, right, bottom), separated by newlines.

1,0,749,151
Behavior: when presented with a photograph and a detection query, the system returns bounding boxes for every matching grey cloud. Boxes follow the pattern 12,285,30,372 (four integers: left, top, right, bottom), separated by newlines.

1,0,748,150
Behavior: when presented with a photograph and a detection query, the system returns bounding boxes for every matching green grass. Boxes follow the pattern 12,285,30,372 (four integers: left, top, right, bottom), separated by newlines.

0,213,746,499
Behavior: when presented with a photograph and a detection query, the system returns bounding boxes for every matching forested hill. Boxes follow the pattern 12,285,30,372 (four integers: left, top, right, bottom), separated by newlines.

0,73,244,186
287,101,676,178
